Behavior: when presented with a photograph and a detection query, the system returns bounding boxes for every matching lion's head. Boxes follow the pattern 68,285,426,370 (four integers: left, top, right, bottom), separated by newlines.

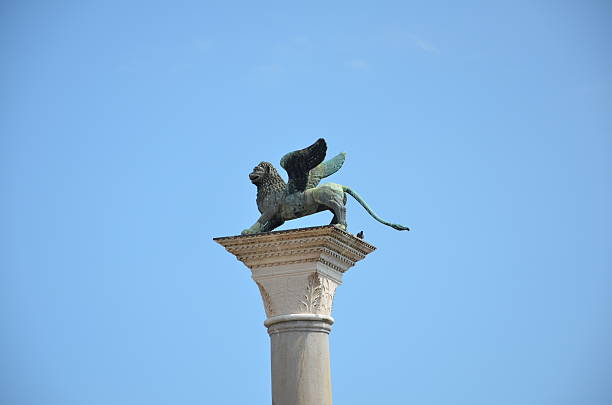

249,162,270,184
249,162,284,188
249,162,287,213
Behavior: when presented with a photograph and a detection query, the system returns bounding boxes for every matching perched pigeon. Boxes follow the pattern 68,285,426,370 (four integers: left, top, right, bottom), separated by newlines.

356,231,364,239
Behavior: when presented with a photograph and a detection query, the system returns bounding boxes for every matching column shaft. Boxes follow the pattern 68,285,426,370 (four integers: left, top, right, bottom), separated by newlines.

268,318,333,405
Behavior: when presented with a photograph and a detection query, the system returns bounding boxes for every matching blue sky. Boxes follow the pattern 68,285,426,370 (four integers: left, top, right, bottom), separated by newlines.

1,1,611,404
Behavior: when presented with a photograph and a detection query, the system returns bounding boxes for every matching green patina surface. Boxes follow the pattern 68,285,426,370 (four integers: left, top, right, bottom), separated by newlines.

242,138,410,235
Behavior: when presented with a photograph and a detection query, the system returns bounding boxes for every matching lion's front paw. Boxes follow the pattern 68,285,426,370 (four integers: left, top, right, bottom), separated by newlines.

241,229,253,235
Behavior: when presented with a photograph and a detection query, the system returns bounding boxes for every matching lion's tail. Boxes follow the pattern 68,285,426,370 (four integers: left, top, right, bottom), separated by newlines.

343,186,410,231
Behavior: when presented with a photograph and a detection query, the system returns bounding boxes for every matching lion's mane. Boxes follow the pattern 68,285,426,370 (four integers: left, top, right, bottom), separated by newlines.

255,162,287,213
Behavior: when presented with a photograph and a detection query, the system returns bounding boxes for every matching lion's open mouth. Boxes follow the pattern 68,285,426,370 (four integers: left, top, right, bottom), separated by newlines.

249,173,261,183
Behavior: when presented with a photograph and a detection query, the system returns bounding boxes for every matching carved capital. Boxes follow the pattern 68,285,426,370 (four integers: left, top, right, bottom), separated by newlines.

214,226,376,321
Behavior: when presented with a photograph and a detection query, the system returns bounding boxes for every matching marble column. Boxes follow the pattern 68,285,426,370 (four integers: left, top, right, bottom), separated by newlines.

214,225,376,405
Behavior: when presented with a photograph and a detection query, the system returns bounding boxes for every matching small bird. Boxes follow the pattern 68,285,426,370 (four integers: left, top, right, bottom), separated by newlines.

356,231,364,239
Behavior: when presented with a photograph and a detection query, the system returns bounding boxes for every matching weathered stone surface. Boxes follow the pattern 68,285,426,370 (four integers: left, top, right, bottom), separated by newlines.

214,225,376,405
269,319,333,405
215,225,376,319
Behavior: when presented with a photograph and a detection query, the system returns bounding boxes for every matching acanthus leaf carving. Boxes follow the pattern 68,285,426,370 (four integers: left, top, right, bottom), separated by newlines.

255,281,274,317
319,276,337,314
298,273,338,315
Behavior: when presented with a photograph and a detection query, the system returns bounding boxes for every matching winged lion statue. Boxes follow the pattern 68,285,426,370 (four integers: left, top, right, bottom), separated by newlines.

241,138,410,235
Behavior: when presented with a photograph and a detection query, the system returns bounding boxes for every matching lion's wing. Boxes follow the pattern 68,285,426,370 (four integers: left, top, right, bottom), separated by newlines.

280,138,327,194
306,152,346,189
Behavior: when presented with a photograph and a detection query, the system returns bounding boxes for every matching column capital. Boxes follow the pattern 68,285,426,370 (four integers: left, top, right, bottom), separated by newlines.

214,225,376,321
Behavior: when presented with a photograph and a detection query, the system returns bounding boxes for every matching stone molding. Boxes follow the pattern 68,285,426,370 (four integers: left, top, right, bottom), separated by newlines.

264,313,335,328
214,225,376,323
214,225,375,272
267,318,334,336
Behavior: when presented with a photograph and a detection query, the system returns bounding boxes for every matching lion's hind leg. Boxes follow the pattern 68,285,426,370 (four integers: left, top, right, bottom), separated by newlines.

327,201,347,230
329,213,338,225
313,183,348,230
